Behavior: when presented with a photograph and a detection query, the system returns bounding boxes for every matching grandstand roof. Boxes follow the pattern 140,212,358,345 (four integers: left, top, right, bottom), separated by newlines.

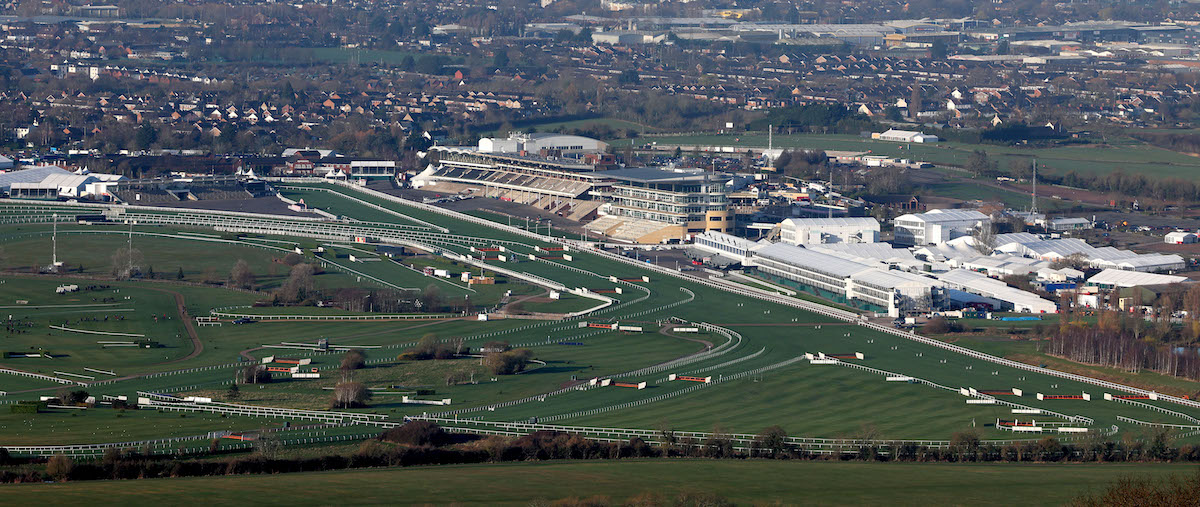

810,243,918,267
753,242,872,278
601,167,730,184
780,217,880,228
851,268,939,290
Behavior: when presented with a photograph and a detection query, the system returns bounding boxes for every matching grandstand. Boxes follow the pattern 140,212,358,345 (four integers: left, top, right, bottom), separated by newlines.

415,146,606,221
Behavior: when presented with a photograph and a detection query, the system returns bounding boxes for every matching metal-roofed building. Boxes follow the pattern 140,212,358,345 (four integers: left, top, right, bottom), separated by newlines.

893,209,990,246
0,166,73,193
1086,269,1189,289
778,217,880,245
747,242,939,316
937,269,1057,313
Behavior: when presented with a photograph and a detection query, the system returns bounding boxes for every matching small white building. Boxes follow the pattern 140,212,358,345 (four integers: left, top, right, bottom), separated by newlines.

778,217,880,245
349,160,397,177
893,209,990,246
1165,231,1198,245
478,132,608,156
872,129,939,143
1044,217,1092,231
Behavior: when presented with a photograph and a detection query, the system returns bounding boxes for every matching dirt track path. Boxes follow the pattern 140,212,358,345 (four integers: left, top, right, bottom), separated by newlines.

145,287,203,366
5,286,202,393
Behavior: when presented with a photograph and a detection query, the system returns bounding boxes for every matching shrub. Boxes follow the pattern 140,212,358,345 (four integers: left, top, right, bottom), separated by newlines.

46,455,74,481
923,316,954,334
485,348,532,375
380,420,450,447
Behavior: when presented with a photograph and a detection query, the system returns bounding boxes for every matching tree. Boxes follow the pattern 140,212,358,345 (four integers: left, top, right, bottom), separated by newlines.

254,434,280,459
177,266,184,280
110,247,144,280
966,150,994,177
237,364,271,385
950,429,982,462
134,122,158,150
46,455,74,481
930,40,948,60
340,349,367,370
282,252,303,266
618,69,641,85
972,223,998,255
230,259,255,289
754,425,789,458
484,348,532,375
380,420,449,446
227,383,240,400
1052,252,1090,271
278,263,316,303
420,284,442,312
331,381,371,408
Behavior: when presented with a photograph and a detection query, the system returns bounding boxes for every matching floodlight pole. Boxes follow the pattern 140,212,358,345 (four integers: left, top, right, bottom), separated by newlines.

128,220,135,276
52,213,58,268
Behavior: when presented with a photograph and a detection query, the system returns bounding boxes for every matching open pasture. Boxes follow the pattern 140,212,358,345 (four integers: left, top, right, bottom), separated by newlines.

2,460,1193,506
0,407,287,445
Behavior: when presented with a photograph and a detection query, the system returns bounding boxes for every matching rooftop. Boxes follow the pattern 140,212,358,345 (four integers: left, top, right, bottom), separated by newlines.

601,167,730,184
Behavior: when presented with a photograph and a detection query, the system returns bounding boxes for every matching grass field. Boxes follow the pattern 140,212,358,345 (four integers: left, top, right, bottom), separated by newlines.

0,277,255,374
4,460,1195,505
181,331,703,411
3,182,1199,460
629,132,1200,180
0,408,287,445
924,182,1072,210
0,224,356,291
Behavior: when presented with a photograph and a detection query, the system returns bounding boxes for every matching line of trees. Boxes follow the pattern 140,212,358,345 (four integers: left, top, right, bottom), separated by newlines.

7,423,1200,485
1041,284,1200,385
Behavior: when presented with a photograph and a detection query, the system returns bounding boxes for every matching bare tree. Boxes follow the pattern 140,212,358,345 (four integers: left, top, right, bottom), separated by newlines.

331,381,371,408
237,364,271,384
229,259,255,289
971,223,998,255
420,284,442,312
110,247,144,280
340,349,367,370
278,263,316,302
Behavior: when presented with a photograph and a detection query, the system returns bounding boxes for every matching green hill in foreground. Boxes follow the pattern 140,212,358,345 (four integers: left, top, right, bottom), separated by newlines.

5,459,1194,506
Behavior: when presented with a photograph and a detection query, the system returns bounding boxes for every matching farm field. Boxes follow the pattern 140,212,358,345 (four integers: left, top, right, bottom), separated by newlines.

3,460,1194,506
